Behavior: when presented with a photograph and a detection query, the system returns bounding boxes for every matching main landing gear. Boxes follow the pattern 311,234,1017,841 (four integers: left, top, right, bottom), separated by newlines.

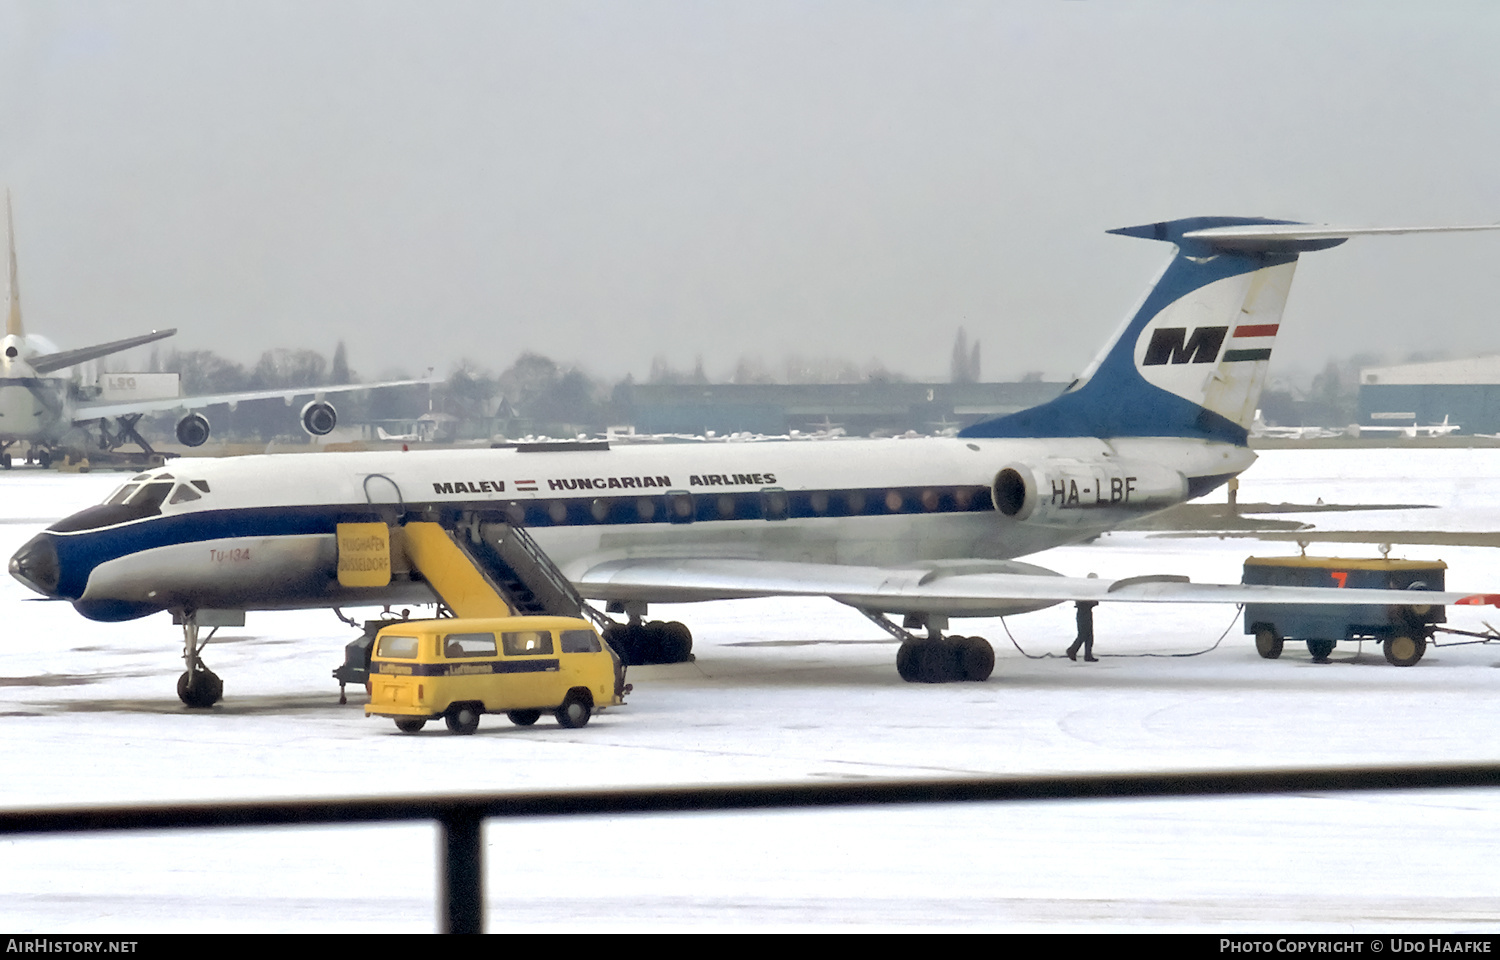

176,612,224,708
862,611,995,683
602,602,693,665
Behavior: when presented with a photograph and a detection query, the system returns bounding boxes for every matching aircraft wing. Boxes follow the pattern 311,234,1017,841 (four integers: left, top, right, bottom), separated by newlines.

29,329,178,375
575,557,1500,617
71,376,439,421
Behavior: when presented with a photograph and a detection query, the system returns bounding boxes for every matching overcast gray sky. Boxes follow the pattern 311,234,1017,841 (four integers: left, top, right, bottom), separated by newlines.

3,1,1499,384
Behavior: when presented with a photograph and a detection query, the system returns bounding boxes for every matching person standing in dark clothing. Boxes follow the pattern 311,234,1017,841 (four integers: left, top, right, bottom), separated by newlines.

1066,601,1098,662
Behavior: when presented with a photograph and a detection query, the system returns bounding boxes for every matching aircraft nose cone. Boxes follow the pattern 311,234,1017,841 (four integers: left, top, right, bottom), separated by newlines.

9,533,59,596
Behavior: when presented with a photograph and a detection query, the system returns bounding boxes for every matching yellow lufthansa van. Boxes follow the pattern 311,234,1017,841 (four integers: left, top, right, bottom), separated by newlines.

365,616,629,734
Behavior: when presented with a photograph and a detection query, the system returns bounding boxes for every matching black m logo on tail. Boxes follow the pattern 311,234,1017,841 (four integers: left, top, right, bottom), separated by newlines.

1142,326,1228,365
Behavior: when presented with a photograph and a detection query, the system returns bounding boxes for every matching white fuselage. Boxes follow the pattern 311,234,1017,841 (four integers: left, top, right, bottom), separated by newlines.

0,334,69,445
14,436,1254,621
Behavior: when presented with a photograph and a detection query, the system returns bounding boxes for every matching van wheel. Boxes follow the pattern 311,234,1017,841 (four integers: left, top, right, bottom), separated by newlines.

394,718,426,733
444,703,481,735
507,709,541,726
555,692,592,728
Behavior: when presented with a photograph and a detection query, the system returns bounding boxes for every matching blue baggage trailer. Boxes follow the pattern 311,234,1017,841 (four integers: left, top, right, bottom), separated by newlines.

1241,556,1446,666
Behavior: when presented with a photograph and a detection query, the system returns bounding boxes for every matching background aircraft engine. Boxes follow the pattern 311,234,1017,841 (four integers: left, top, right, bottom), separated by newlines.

300,400,337,437
992,458,1187,524
175,413,211,447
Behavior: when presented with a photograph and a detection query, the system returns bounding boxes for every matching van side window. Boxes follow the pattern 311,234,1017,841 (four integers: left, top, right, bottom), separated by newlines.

502,631,554,656
376,635,420,659
560,630,601,653
443,633,498,658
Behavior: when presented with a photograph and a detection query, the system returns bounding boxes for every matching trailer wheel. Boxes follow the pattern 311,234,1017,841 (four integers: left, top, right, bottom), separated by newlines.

1384,634,1426,667
1306,639,1335,663
1254,626,1284,660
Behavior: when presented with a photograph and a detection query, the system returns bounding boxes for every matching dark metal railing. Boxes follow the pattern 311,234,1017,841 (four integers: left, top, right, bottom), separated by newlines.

5,763,1500,933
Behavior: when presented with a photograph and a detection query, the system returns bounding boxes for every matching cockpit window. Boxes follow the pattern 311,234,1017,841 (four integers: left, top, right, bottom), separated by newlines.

53,480,179,533
168,484,202,505
125,482,173,511
191,480,211,493
106,484,139,506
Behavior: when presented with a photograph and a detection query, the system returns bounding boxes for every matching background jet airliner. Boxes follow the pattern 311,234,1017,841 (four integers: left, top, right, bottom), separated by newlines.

0,194,435,468
11,215,1500,706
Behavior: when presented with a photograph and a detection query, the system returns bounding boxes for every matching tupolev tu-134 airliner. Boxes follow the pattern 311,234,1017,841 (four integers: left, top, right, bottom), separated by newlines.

12,216,1500,704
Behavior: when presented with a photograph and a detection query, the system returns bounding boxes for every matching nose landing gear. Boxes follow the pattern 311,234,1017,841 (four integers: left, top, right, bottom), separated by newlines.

175,612,224,708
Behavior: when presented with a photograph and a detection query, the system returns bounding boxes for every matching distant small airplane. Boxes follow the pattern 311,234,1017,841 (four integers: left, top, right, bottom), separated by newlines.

1248,410,1342,440
1349,415,1460,438
0,194,437,467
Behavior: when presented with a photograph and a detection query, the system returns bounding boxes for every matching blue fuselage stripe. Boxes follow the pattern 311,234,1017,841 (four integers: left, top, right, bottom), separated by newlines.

42,484,1000,600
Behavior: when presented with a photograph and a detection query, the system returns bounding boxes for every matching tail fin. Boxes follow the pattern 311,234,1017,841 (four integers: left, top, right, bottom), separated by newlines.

960,216,1500,445
5,191,21,338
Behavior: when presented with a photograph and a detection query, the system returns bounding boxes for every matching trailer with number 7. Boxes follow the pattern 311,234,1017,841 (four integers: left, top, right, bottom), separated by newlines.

1241,556,1447,666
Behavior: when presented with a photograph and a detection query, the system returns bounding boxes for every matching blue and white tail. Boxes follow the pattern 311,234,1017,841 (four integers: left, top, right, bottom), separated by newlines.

960,216,1498,445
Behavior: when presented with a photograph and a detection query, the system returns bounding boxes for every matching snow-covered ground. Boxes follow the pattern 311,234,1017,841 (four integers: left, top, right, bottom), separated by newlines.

3,448,1500,932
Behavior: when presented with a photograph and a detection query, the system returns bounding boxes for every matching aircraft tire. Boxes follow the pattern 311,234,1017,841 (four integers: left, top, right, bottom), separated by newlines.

959,636,995,682
394,718,427,733
602,623,635,664
896,641,921,682
555,691,592,728
621,624,653,665
0,453,10,470
444,703,481,735
1384,634,1426,667
176,667,223,708
641,621,671,664
1306,638,1336,663
1254,626,1284,660
507,709,541,726
918,640,961,683
658,621,693,663
37,450,51,468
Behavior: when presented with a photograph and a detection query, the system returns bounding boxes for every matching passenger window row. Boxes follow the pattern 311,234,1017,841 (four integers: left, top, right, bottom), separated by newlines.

490,484,993,528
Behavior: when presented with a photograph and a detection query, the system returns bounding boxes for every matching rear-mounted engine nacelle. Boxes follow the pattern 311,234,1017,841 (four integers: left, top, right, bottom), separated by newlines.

992,458,1187,524
300,400,337,437
175,413,211,447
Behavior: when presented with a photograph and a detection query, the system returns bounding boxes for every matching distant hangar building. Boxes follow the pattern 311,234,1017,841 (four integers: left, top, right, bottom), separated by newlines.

1358,356,1500,434
620,380,1067,437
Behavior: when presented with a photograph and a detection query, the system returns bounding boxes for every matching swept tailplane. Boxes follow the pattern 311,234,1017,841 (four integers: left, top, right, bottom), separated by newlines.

960,217,1500,445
